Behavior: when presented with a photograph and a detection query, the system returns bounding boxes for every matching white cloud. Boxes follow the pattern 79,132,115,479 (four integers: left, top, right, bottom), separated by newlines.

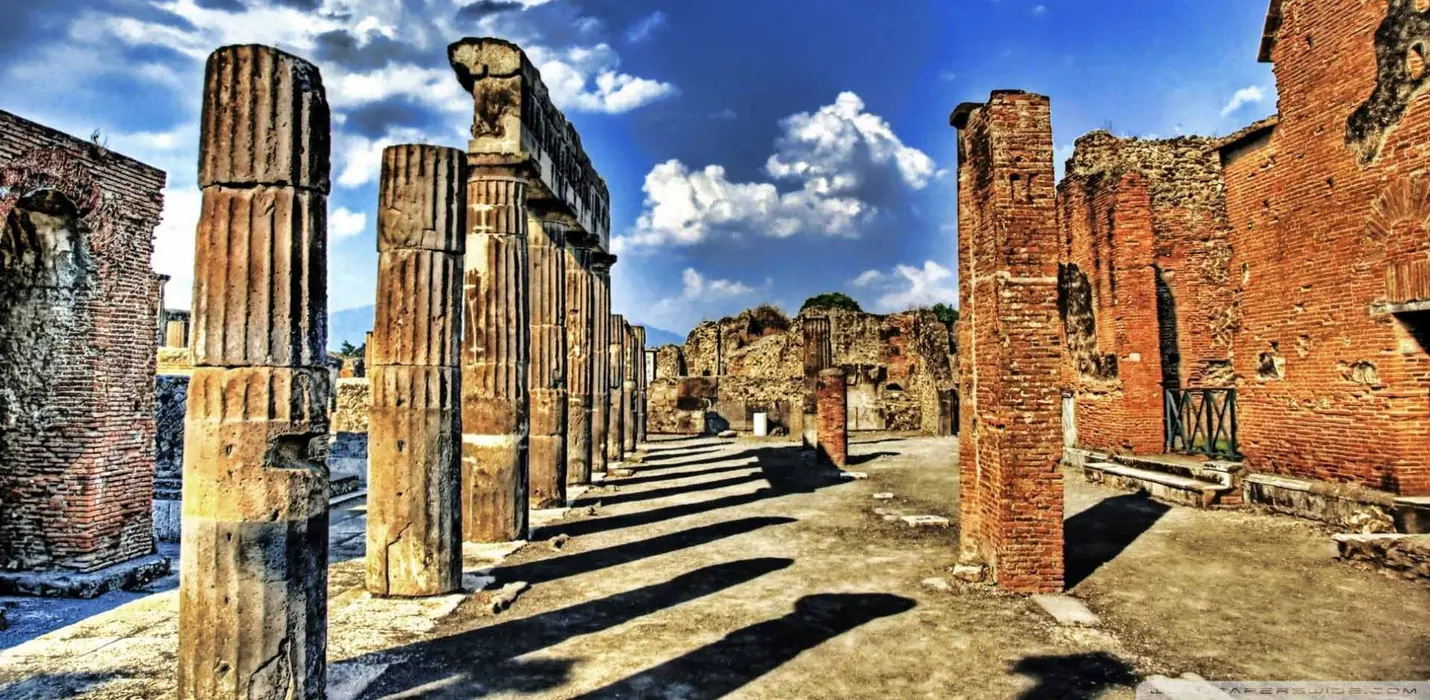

624,11,667,44
331,207,368,241
616,91,936,251
1033,5,1047,15
851,260,957,313
680,267,754,298
638,267,758,331
528,44,677,114
335,126,434,189
1220,85,1266,117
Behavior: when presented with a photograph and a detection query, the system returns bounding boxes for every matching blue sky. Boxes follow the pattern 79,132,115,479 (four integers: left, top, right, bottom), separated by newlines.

0,0,1275,342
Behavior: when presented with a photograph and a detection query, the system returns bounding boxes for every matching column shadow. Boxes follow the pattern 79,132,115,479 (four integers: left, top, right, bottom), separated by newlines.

492,516,796,587
344,557,794,699
611,463,760,487
635,447,721,463
628,450,754,472
846,451,899,466
571,593,917,699
1011,651,1139,699
574,473,767,508
1063,494,1171,589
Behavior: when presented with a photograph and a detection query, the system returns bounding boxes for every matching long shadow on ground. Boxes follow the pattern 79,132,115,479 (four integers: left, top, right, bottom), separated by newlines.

611,463,760,487
571,593,917,699
574,473,767,508
536,446,842,540
1012,651,1139,699
492,516,796,587
347,558,795,699
1063,493,1171,589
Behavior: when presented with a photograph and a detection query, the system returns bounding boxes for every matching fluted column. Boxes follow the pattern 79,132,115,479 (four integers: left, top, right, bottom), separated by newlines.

366,144,464,598
180,44,331,700
606,313,626,463
799,316,833,449
528,214,568,508
461,172,530,543
589,259,612,474
622,321,637,453
564,246,594,485
633,326,648,444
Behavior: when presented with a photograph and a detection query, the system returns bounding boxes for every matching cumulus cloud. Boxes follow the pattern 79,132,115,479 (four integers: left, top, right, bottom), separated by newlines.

639,267,758,331
1220,85,1266,117
851,260,957,312
624,11,666,44
331,207,368,240
616,92,936,251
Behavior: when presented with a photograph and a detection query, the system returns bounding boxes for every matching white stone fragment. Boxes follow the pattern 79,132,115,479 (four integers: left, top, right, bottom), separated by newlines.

1031,594,1101,627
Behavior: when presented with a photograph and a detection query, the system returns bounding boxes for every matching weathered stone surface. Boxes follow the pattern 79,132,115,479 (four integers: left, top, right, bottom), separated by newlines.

165,319,188,348
564,246,593,485
633,326,648,444
528,215,567,508
954,91,1064,594
589,256,612,473
447,38,611,252
191,185,328,368
371,249,462,367
332,377,372,433
816,368,848,468
622,321,637,453
366,366,462,597
607,313,626,463
461,174,530,543
377,144,464,252
199,44,331,192
180,45,331,700
1335,534,1430,582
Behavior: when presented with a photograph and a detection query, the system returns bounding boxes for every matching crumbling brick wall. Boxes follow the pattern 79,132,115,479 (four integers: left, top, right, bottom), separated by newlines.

1225,0,1430,495
654,344,685,380
0,109,165,573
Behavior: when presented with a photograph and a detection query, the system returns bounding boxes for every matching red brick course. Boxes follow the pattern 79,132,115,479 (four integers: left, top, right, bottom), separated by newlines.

0,109,165,573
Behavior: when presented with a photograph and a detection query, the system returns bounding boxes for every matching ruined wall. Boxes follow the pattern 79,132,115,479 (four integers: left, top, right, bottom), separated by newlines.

1057,149,1165,454
1227,0,1430,495
0,109,164,573
654,344,685,380
649,307,955,435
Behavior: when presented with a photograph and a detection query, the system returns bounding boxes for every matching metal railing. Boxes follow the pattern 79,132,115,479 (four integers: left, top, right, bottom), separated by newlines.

1163,386,1239,459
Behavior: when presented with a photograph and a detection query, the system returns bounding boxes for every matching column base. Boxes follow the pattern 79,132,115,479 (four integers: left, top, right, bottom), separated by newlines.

0,553,172,598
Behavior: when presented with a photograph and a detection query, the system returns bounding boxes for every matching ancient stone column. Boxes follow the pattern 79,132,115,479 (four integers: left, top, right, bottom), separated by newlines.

180,44,331,700
607,313,626,463
528,214,568,508
565,246,594,485
589,258,612,474
165,319,188,348
816,368,848,468
365,144,464,598
799,316,833,449
461,172,530,543
633,326,648,444
622,321,637,453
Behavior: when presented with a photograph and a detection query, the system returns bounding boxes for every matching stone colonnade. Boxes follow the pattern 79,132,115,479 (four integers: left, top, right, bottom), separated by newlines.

606,313,627,464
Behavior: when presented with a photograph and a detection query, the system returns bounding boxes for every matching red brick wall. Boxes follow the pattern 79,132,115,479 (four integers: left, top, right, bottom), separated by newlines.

0,109,165,572
1226,0,1430,495
1057,166,1165,454
955,91,1064,593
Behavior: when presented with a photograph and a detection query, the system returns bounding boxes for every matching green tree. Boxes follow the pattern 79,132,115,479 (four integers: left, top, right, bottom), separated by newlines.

800,292,862,313
338,340,367,358
930,303,959,327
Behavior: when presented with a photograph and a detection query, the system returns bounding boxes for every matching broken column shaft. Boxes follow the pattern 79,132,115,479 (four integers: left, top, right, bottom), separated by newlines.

606,313,626,463
179,44,332,700
800,317,833,449
816,368,848,468
366,144,465,598
589,259,613,474
528,214,568,508
622,321,637,453
564,246,594,485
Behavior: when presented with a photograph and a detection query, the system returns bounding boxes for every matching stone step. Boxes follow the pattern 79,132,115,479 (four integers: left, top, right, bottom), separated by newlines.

1084,461,1230,509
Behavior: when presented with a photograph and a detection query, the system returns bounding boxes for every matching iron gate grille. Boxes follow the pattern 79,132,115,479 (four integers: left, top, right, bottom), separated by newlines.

1163,387,1239,459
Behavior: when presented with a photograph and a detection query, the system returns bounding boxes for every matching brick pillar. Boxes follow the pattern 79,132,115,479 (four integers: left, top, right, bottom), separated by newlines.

800,316,833,449
606,313,626,463
165,319,188,348
180,44,331,700
952,91,1064,593
633,326,648,444
590,259,612,474
815,368,848,468
461,172,530,543
366,144,464,598
564,246,594,485
622,321,637,452
528,214,568,508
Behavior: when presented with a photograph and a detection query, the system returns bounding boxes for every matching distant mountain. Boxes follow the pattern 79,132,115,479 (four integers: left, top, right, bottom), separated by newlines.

328,305,687,352
328,305,374,352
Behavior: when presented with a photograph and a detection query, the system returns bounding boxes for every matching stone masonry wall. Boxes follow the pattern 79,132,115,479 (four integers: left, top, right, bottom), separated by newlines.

0,109,165,573
1227,0,1430,495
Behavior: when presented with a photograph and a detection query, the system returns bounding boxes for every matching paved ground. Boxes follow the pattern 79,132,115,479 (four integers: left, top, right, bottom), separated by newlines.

2,434,1427,699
